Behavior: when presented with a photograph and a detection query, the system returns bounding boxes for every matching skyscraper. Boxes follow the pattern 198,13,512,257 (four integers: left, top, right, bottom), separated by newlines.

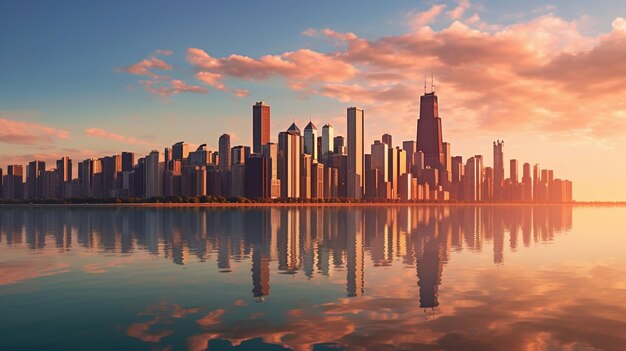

304,121,318,162
416,91,445,178
382,133,392,147
219,134,231,172
121,152,135,172
26,161,45,199
321,124,334,161
253,101,270,154
261,143,281,198
2,165,24,200
464,156,483,202
402,140,416,173
56,157,72,198
371,140,389,183
347,107,365,199
334,136,346,155
278,123,302,198
145,150,164,198
493,140,504,200
522,162,532,201
172,141,189,162
510,159,519,184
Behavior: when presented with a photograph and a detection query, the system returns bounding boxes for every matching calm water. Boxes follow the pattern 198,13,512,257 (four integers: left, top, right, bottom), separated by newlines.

1,205,625,351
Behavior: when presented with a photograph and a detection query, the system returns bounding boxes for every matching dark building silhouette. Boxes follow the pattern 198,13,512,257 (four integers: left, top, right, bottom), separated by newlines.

253,101,271,154
416,91,445,179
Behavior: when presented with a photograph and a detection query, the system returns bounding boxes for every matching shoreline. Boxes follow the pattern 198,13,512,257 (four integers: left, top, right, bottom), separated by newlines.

0,202,621,208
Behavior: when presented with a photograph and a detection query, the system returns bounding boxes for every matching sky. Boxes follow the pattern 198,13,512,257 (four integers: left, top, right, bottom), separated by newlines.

1,0,626,201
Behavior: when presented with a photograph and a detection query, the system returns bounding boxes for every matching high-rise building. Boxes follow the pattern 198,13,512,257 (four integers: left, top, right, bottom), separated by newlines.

347,107,365,199
2,165,24,200
300,154,312,199
510,159,519,184
145,150,164,198
188,145,211,166
102,155,122,198
387,147,399,199
416,91,445,180
219,134,231,172
464,156,483,202
261,143,281,198
172,141,189,163
56,157,72,198
304,121,318,162
371,140,389,183
278,123,302,198
382,133,392,147
443,142,452,184
522,162,532,201
321,124,334,161
231,145,248,165
311,162,324,199
493,140,504,200
334,136,346,155
26,161,45,199
121,152,135,172
402,140,416,173
253,101,270,154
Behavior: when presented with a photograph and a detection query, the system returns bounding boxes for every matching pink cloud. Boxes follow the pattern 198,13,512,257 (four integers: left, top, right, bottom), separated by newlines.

186,47,357,85
0,117,70,145
408,4,446,29
448,0,471,20
195,72,226,90
118,53,173,79
140,79,208,97
85,127,155,146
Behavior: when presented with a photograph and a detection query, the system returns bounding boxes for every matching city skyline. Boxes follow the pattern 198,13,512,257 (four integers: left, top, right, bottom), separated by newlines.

0,89,573,203
2,1,626,200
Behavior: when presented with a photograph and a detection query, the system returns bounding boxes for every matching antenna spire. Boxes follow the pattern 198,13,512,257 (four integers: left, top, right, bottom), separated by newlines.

431,71,435,93
424,73,427,94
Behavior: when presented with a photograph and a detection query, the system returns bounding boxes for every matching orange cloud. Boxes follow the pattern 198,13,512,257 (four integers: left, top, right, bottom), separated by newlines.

139,79,208,97
408,4,447,29
0,117,70,145
117,51,173,78
186,47,357,85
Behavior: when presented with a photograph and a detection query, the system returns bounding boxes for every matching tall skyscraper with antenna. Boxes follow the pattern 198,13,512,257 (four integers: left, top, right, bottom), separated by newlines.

416,78,445,182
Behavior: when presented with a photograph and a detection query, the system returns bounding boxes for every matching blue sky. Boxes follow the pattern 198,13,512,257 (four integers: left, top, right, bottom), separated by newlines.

1,0,626,200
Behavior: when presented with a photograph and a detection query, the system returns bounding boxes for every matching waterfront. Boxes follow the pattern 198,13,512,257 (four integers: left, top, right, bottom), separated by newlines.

1,206,625,350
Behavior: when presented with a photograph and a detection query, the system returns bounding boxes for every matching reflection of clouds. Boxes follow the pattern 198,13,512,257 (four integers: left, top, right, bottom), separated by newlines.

0,260,69,286
125,263,626,351
126,303,202,344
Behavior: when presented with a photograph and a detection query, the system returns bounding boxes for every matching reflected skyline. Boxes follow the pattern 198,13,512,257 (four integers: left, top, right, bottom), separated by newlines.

0,206,572,304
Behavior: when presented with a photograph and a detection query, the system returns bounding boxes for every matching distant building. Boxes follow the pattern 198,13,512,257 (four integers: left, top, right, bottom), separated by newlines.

347,107,365,199
145,150,164,198
253,101,271,154
304,121,318,162
278,123,302,198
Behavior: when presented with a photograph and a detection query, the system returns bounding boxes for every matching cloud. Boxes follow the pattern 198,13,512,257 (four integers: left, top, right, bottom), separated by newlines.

448,0,471,20
0,117,70,145
408,4,446,29
195,72,226,90
118,52,173,79
186,47,357,86
140,79,209,97
85,127,156,146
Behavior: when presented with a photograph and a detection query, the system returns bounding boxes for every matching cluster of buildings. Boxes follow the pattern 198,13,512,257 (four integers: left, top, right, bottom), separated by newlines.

0,91,573,202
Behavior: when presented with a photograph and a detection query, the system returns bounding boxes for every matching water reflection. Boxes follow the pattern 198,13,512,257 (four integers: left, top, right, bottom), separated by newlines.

4,205,626,351
0,205,572,303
